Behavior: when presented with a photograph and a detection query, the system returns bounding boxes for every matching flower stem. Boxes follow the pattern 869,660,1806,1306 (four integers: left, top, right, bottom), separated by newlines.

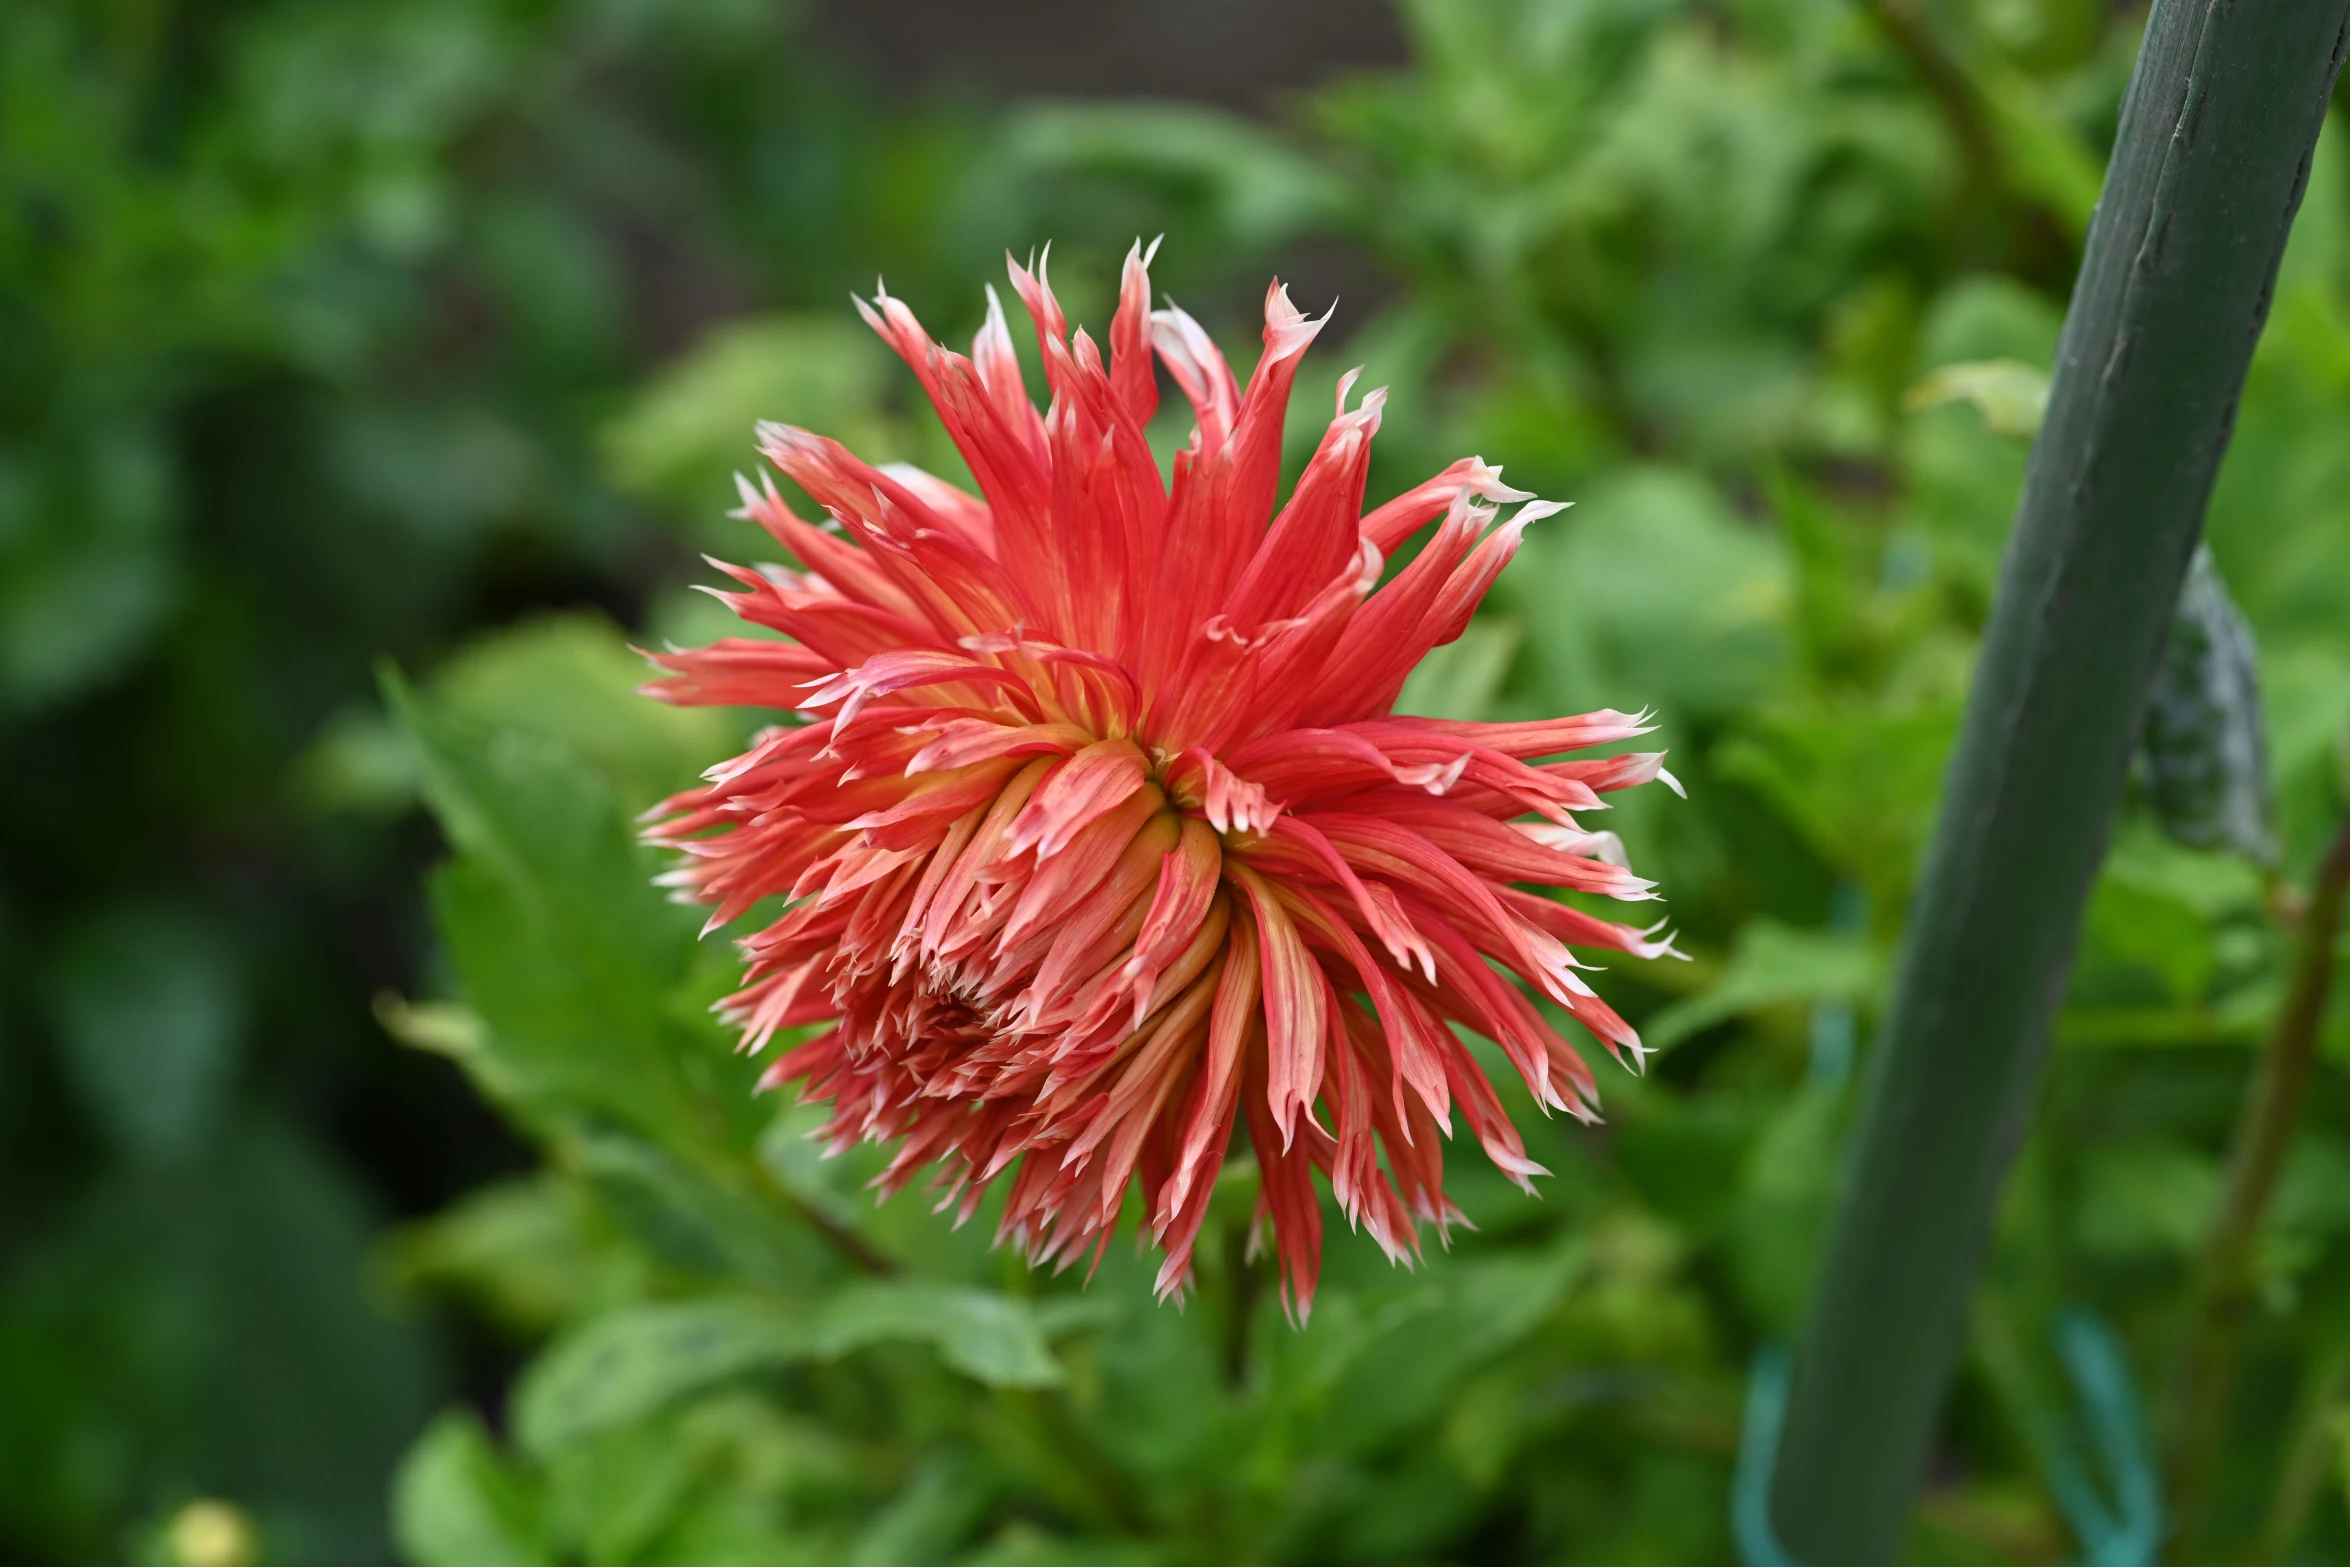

2159,815,2350,1564
1221,1205,1264,1388
1763,3,2348,1561
746,1156,900,1277
2249,1334,2350,1563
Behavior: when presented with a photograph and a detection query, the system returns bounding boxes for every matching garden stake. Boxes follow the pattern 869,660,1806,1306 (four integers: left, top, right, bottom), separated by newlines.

1764,3,2349,1562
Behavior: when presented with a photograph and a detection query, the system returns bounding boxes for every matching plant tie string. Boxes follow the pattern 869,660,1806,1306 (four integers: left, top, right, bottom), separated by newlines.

1735,888,2160,1566
1734,1313,2161,1566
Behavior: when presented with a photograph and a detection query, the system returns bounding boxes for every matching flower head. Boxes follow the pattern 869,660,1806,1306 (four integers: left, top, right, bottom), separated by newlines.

645,243,1680,1319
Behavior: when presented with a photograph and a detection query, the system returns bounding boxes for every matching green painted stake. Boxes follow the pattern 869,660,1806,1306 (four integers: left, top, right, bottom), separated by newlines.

1764,4,2348,1563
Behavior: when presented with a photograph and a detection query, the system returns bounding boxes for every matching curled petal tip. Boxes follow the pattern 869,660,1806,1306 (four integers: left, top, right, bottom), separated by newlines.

1335,364,1364,415
1468,460,1536,503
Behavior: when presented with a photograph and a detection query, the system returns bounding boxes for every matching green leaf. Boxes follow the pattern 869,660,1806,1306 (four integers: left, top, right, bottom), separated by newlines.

956,1531,1176,1567
516,1287,1061,1455
602,314,899,523
374,996,491,1065
815,1283,1061,1389
1001,102,1350,255
1905,280,2065,587
514,1299,808,1457
1729,1087,1846,1332
293,705,430,818
2072,1139,2220,1262
1392,617,1522,722
1716,701,1961,903
423,849,699,1141
379,1174,635,1338
1284,1247,1587,1461
541,1417,707,1567
307,615,736,820
0,424,180,715
1504,466,1790,724
539,1392,866,1567
1970,61,2106,239
1643,921,1882,1053
842,1456,992,1567
2073,869,2215,1015
2260,648,2350,874
756,1100,873,1239
393,1412,550,1567
430,614,742,810
2259,1134,2350,1297
44,901,243,1163
387,668,761,1153
566,1127,822,1290
1918,277,2066,370
1903,358,2051,439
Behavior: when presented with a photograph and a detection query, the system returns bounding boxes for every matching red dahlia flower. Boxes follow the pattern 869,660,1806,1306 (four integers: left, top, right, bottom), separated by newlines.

645,244,1681,1320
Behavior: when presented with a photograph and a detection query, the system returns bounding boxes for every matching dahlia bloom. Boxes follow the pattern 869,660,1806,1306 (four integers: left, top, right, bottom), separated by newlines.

644,244,1679,1319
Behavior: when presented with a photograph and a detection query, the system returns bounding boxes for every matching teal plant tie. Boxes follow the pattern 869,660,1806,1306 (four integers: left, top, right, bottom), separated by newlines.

1805,995,1855,1090
1806,883,1868,1089
1736,884,1870,1565
1734,1346,1808,1567
2040,1311,2163,1567
1733,1315,2162,1567
1742,895,2160,1565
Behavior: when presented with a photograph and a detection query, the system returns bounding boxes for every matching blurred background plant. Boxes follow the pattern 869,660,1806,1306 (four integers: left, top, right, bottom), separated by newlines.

5,0,2349,1563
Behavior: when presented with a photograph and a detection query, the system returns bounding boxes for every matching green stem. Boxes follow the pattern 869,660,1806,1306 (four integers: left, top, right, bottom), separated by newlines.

1851,0,2073,277
992,1386,1151,1537
744,1154,900,1277
2160,816,2350,1563
1765,4,2348,1562
1221,1199,1265,1389
1852,0,2000,199
2247,1335,2350,1564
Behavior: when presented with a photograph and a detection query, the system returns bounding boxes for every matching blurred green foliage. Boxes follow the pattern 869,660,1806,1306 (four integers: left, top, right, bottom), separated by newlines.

8,0,2350,1562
